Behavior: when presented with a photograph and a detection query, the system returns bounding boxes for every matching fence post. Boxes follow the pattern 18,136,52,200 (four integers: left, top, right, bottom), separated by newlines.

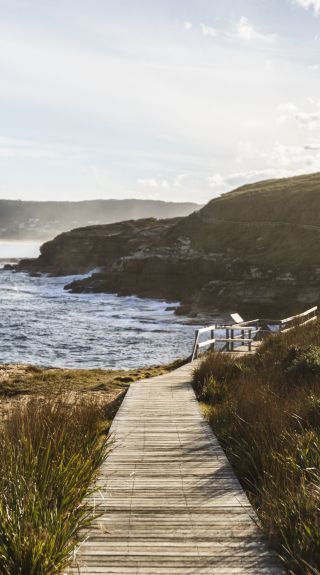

192,329,200,361
211,328,215,351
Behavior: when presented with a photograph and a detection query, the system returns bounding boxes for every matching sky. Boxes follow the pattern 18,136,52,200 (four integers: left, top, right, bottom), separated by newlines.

1,0,320,203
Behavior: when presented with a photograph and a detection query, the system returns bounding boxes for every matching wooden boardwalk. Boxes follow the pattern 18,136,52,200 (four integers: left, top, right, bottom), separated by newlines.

70,363,283,574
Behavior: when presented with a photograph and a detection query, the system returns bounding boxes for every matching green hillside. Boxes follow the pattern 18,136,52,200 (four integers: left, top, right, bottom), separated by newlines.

168,172,320,267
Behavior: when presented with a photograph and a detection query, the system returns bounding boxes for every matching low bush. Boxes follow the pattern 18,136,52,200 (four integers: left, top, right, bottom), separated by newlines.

283,345,320,380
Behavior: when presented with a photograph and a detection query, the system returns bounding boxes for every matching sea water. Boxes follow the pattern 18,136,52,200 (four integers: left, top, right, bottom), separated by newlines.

0,242,197,369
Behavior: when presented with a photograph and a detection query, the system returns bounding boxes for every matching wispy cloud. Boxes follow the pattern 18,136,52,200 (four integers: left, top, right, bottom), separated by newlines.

237,16,276,42
278,99,320,129
200,23,217,37
137,178,158,188
207,141,320,193
173,174,189,187
137,178,169,190
0,136,87,160
137,174,189,190
0,1,318,202
294,0,320,16
208,169,275,191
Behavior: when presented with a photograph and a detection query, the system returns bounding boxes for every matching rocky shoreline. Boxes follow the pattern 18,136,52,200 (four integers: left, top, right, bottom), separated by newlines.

13,173,320,319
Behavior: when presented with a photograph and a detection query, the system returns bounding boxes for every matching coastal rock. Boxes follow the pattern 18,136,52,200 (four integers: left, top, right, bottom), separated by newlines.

3,264,15,271
15,172,320,318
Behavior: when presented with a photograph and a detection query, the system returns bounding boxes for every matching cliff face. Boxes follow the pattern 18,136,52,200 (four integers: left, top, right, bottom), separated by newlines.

17,218,180,276
15,172,320,318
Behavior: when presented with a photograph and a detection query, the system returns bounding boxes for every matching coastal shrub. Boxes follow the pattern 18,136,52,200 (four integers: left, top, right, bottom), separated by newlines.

0,396,110,575
193,318,320,574
283,345,320,380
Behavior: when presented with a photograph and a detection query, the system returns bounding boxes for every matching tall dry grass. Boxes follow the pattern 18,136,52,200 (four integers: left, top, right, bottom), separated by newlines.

193,319,320,574
0,396,111,575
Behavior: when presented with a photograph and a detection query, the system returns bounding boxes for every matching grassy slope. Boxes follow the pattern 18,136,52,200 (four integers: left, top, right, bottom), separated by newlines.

0,362,182,396
193,322,320,574
202,172,320,225
0,360,185,419
168,171,320,268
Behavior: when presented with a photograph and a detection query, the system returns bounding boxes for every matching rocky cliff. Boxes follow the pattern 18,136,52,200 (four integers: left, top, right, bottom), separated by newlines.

15,172,320,318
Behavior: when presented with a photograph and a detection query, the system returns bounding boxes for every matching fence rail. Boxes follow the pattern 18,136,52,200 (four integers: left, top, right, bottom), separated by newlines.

191,306,318,361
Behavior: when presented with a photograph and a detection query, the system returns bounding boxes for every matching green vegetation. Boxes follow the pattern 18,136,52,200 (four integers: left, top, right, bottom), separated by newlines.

0,362,182,396
169,171,320,267
0,359,185,420
0,396,110,575
0,359,185,574
204,171,320,227
193,320,320,574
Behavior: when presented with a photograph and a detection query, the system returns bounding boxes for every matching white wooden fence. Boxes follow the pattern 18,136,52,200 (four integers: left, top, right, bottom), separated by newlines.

191,306,318,361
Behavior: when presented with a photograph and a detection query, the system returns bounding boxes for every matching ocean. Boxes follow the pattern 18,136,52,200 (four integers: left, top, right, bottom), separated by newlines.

0,241,197,369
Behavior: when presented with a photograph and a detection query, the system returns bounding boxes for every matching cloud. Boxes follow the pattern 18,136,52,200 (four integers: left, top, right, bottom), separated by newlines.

267,142,318,168
277,100,320,129
208,169,275,191
207,174,225,188
277,101,298,123
0,136,86,160
137,178,159,188
246,140,320,174
294,0,320,16
304,143,320,149
200,23,217,37
237,16,276,42
173,173,189,187
138,174,192,190
137,177,169,189
0,1,318,204
208,139,320,195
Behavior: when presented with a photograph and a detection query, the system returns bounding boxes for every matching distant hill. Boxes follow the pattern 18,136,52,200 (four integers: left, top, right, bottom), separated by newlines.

16,172,320,318
0,199,200,240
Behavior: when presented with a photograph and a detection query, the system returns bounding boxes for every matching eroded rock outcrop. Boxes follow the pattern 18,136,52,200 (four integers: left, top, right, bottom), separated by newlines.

15,172,320,318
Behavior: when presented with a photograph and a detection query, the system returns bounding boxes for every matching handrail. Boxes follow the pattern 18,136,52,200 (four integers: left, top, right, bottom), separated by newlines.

281,314,317,333
278,306,317,325
191,306,318,360
191,323,258,359
192,325,215,361
197,324,216,335
261,306,317,325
